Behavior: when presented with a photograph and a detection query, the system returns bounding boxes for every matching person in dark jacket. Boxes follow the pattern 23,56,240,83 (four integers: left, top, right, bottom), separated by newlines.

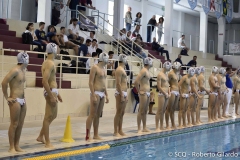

152,37,170,61
175,54,183,65
147,15,157,42
187,56,197,67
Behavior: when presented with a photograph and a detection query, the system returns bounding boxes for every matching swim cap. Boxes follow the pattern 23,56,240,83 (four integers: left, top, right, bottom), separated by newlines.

172,62,181,70
17,52,29,64
46,43,58,55
195,67,201,75
188,67,195,76
143,57,153,67
163,61,172,71
99,52,109,63
212,66,218,73
219,67,226,74
199,66,205,73
118,54,127,64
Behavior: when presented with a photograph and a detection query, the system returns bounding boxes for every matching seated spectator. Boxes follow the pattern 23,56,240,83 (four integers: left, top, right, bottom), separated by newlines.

178,35,189,52
79,39,92,62
132,25,140,38
25,23,45,52
118,28,128,55
35,22,47,52
174,54,183,65
125,31,132,53
133,38,147,59
88,39,97,56
152,37,170,61
86,52,98,74
60,26,79,55
80,0,96,10
68,18,84,43
187,56,197,67
136,34,145,48
107,51,115,76
47,25,64,46
86,31,96,41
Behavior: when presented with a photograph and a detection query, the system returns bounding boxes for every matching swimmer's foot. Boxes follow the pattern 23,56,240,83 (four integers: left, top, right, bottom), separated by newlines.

15,146,25,152
93,135,103,140
8,148,17,154
113,132,121,137
142,128,150,132
171,125,177,130
118,131,126,136
155,128,161,132
137,129,142,134
45,143,54,149
36,136,45,144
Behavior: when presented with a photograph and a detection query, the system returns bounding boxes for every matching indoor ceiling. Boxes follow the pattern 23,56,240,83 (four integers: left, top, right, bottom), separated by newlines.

148,0,240,24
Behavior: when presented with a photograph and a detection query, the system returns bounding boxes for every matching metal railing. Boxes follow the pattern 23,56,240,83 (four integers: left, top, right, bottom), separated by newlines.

0,48,142,89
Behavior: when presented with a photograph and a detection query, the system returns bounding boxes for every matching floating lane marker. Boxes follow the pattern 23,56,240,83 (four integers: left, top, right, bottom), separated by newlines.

23,144,110,160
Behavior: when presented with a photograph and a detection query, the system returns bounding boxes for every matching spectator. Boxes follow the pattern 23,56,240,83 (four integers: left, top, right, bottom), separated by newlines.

126,31,132,45
68,18,84,43
51,0,63,26
132,25,140,38
133,38,147,59
157,17,164,43
147,15,157,42
134,12,142,26
174,54,183,66
60,27,79,55
25,23,45,52
152,37,170,61
79,39,92,62
67,0,85,18
47,25,64,46
107,51,115,76
119,28,128,55
125,7,132,31
114,59,133,87
88,39,97,56
35,22,47,52
136,34,145,48
86,31,96,41
187,56,197,67
86,52,98,74
80,0,96,10
178,35,189,52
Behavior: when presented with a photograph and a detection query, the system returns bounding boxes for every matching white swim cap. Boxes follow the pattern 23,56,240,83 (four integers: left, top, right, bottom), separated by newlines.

219,67,226,74
212,66,218,73
17,52,29,64
163,61,172,71
195,67,201,75
99,52,109,63
188,67,195,76
172,62,181,70
118,54,127,64
143,57,153,67
199,66,205,73
46,43,58,55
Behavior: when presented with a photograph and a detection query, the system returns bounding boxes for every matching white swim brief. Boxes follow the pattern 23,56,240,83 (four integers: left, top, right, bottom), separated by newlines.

16,98,26,106
181,93,189,98
171,91,180,96
92,91,105,99
115,90,127,97
44,88,59,97
198,90,206,95
209,91,218,97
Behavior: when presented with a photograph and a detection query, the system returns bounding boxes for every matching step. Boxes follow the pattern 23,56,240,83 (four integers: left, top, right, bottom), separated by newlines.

0,19,6,24
0,24,9,30
3,51,38,58
35,79,71,88
0,29,16,36
3,42,30,50
0,35,22,43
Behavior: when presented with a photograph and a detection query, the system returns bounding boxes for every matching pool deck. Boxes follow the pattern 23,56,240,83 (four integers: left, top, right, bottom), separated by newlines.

0,106,239,159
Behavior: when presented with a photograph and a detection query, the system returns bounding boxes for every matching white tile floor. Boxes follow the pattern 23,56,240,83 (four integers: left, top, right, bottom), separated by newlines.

0,106,238,159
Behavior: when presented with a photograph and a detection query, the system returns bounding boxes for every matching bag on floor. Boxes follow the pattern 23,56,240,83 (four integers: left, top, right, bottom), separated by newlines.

22,32,33,44
57,63,72,73
180,49,188,56
60,50,71,60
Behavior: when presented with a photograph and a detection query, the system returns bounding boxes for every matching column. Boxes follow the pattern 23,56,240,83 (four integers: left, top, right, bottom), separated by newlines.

1,0,12,19
113,0,124,37
199,11,208,54
141,0,148,41
37,0,52,26
164,0,173,53
217,16,226,58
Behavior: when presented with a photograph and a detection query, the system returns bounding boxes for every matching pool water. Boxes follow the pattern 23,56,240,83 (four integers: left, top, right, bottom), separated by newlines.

5,120,240,160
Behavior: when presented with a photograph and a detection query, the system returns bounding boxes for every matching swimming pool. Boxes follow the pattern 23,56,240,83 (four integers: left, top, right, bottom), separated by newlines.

4,119,240,160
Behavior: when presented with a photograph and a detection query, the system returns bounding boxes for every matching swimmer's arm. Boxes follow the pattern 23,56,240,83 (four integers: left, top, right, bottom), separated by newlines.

198,78,208,93
134,70,145,92
210,76,220,89
229,67,239,77
42,63,54,98
89,65,96,94
233,77,237,91
178,76,185,95
190,78,198,96
116,69,123,96
157,75,166,95
1,69,18,100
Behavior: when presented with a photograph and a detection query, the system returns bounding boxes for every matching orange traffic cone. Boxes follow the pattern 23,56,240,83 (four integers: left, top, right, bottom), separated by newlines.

61,115,75,143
